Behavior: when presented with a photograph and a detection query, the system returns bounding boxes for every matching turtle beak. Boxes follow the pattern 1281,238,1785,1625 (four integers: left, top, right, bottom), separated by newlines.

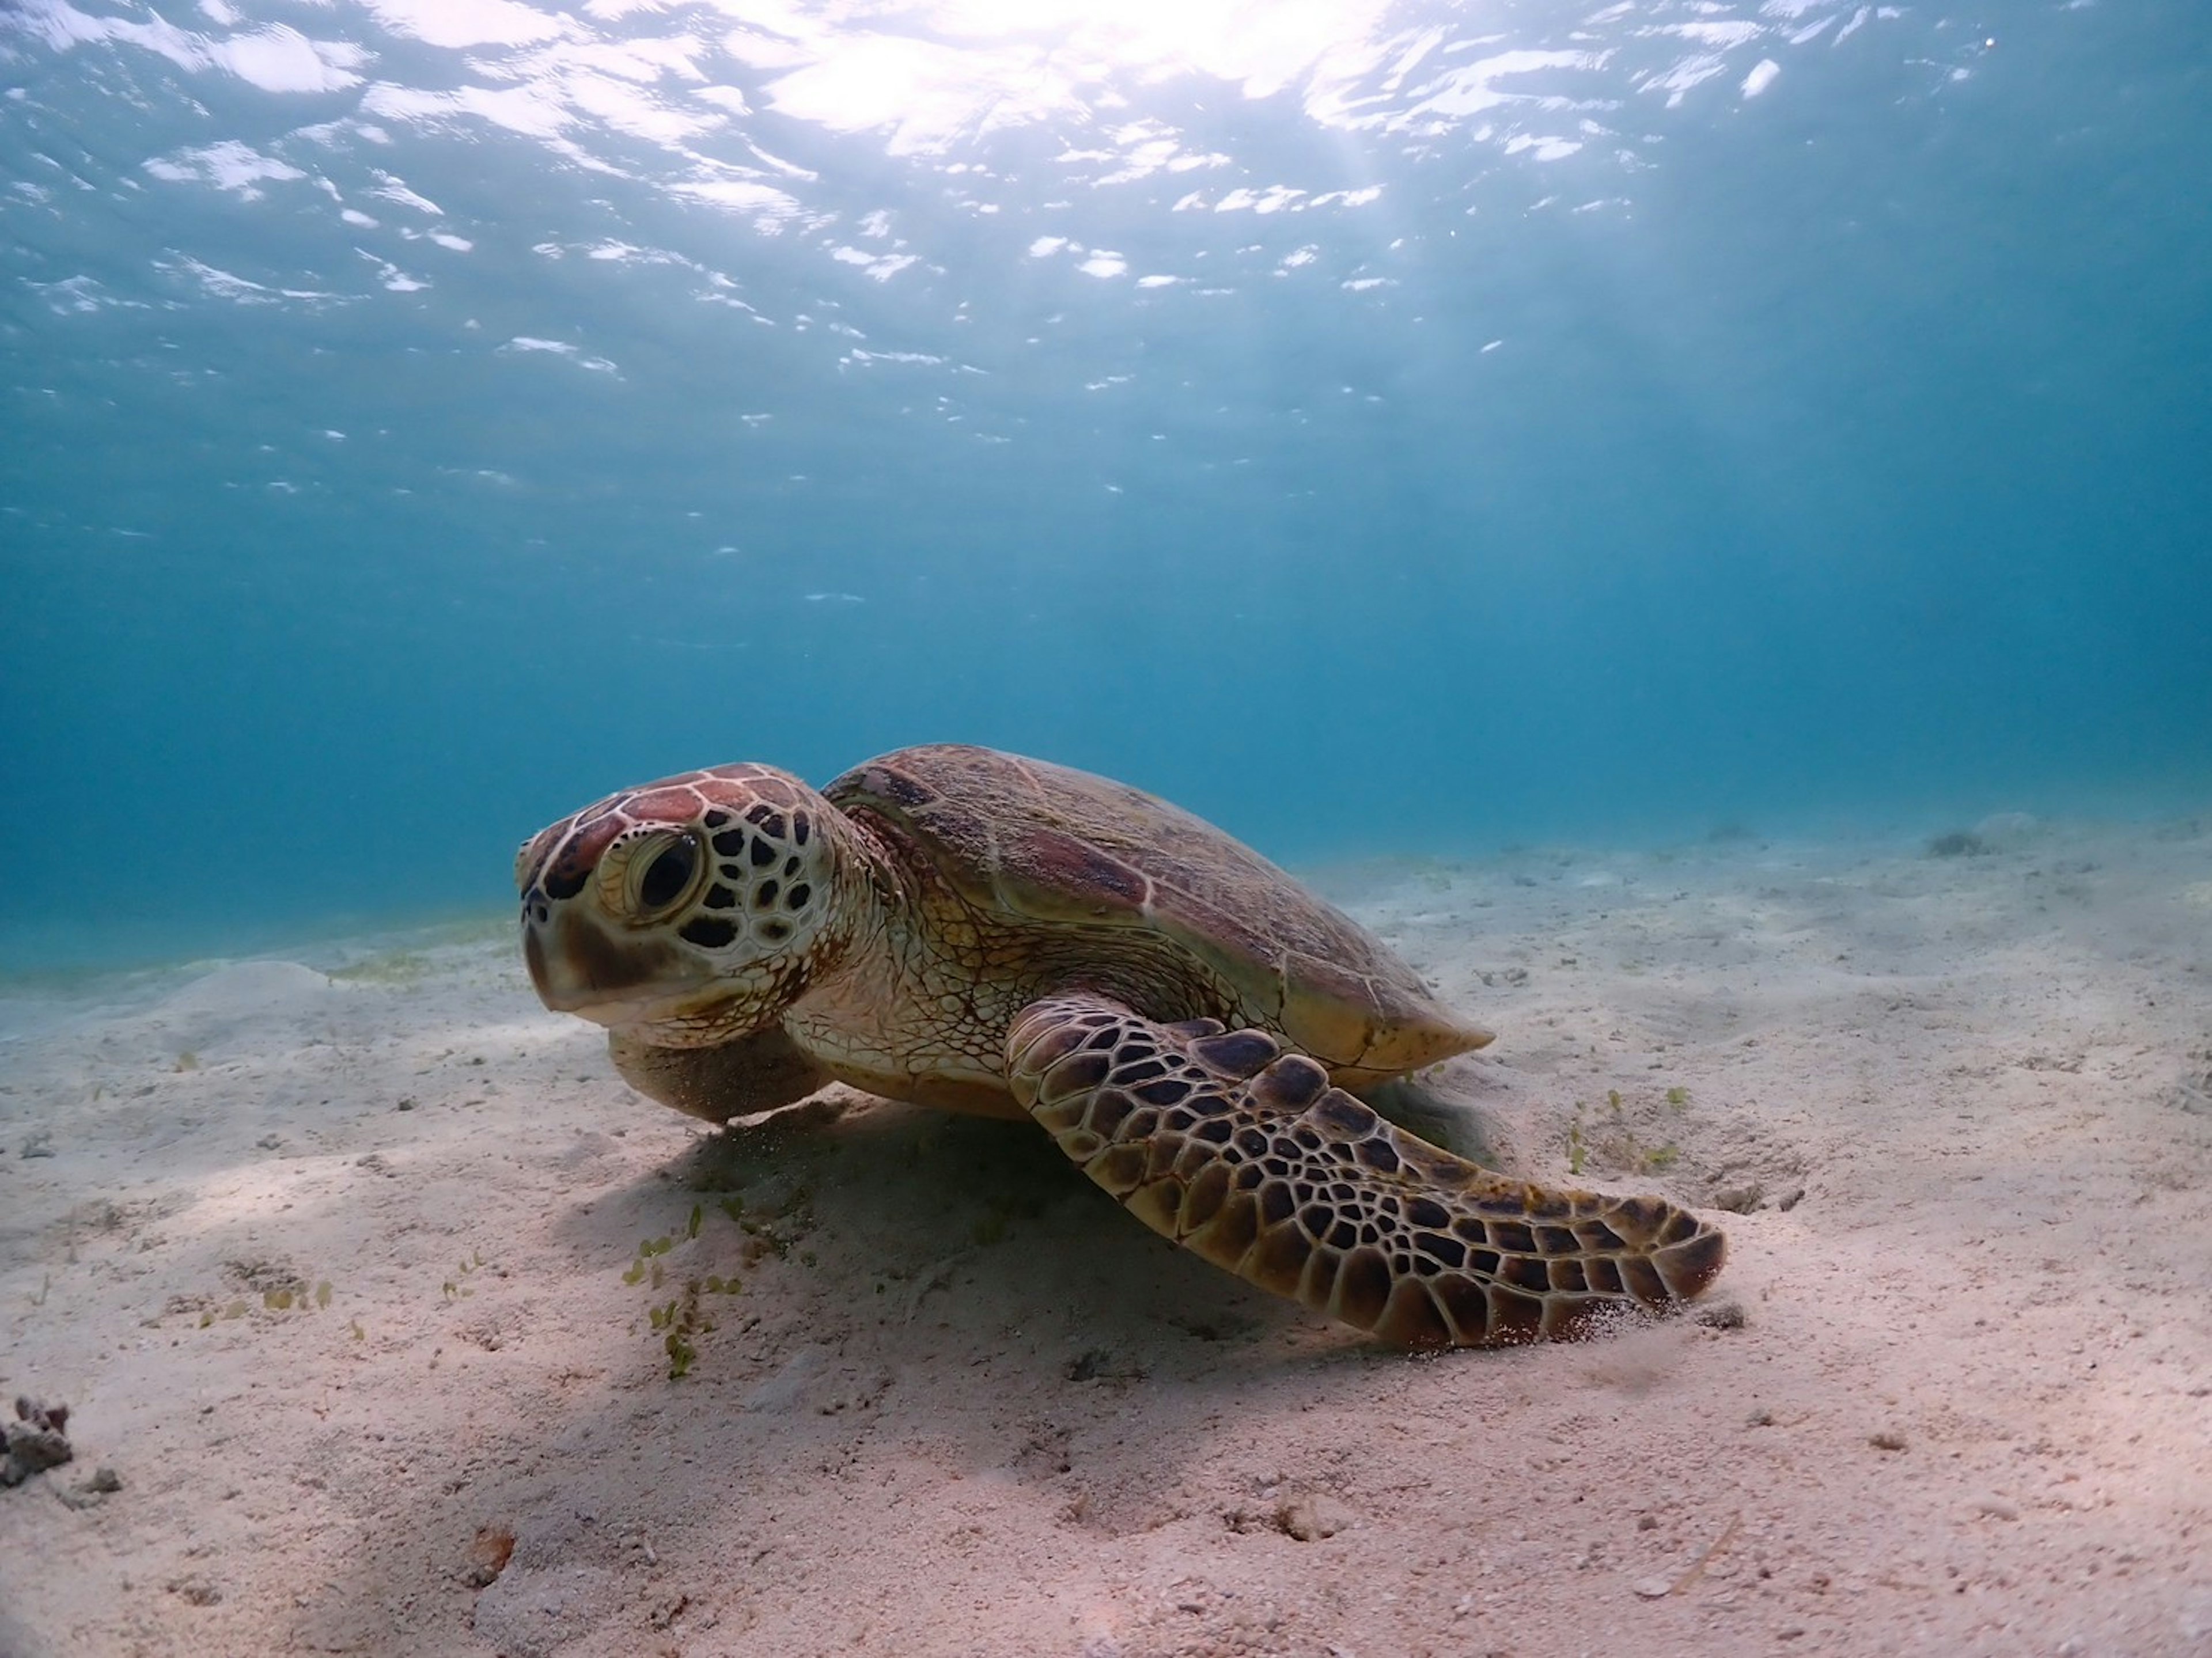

521,897,688,1023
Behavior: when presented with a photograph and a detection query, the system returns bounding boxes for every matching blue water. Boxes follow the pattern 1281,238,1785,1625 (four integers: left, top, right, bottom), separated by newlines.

3,0,2208,969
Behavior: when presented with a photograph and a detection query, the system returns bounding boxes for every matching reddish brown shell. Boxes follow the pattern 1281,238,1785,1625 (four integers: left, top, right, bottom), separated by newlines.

824,745,1491,1084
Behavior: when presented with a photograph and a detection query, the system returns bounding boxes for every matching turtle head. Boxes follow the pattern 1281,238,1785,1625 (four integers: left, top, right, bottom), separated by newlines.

516,764,842,1048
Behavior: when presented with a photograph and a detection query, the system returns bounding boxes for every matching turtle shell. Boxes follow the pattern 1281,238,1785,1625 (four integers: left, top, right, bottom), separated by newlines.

823,745,1493,1086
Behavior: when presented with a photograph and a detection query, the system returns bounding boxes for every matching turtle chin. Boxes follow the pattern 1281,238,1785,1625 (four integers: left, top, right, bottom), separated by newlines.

610,991,775,1050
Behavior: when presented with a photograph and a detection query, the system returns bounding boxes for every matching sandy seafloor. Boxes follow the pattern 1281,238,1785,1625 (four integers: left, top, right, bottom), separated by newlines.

2,815,2209,1658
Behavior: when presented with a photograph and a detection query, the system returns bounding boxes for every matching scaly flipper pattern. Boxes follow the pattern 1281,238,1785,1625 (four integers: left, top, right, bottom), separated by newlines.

1006,994,1726,1348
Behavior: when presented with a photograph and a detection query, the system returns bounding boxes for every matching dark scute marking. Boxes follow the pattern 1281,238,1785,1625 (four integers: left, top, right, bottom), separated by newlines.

1257,1182,1294,1225
1336,1247,1392,1330
719,863,746,881
1193,1117,1233,1145
1432,1274,1494,1343
1662,1228,1726,1298
679,917,738,950
744,806,789,838
748,839,779,868
1499,1255,1552,1294
1583,1255,1624,1296
1297,1204,1334,1239
1115,1058,1168,1084
702,809,730,829
1407,1197,1450,1230
1190,1030,1279,1077
1082,1026,1120,1051
1579,1220,1626,1253
1535,1225,1578,1257
1164,1016,1226,1038
543,861,588,901
1354,1137,1401,1174
1232,1163,1266,1190
1490,1220,1537,1255
1085,1086,1132,1137
1526,1191,1573,1220
754,879,780,908
760,920,791,943
1233,1128,1270,1156
868,767,935,809
1051,1050,1113,1095
1620,1255,1669,1304
1310,1092,1377,1137
1131,1077,1191,1107
1550,1258,1589,1295
791,811,810,846
703,885,737,910
712,830,748,857
1015,828,1148,910
1191,1191,1260,1265
1260,1156,1291,1178
1467,1247,1501,1278
1088,1149,1141,1202
1180,1162,1232,1232
1162,1107,1196,1133
1414,1231,1466,1269
1612,1195,1668,1237
1248,1224,1312,1295
1326,1218,1359,1251
1660,1208,1703,1246
1093,1144,1148,1194
1253,1055,1328,1109
1378,1280,1453,1350
1489,1287,1548,1341
784,855,801,877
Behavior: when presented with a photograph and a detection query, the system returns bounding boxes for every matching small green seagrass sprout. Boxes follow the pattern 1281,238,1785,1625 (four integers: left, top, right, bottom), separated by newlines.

1665,1086,1690,1109
620,1210,747,1379
443,1251,487,1300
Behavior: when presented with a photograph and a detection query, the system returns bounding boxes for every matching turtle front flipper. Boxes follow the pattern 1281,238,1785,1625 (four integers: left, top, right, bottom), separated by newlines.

1005,995,1725,1349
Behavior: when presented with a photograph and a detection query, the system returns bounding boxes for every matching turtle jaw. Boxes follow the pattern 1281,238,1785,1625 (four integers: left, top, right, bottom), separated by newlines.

523,906,711,1022
521,907,801,1049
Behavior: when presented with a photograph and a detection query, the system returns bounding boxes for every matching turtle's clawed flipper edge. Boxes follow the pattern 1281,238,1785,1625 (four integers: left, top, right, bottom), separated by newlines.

1005,995,1725,1349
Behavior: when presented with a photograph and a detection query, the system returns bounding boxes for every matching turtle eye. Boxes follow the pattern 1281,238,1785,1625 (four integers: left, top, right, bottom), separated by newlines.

632,834,700,916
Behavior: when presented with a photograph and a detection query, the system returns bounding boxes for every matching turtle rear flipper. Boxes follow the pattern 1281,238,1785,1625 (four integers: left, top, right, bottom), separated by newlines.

1005,995,1725,1349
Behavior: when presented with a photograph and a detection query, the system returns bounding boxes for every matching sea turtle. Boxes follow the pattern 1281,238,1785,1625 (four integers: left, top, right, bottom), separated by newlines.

516,744,1724,1348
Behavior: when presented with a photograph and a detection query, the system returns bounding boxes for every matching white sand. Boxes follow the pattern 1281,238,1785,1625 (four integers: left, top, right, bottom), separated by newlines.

3,817,2209,1657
